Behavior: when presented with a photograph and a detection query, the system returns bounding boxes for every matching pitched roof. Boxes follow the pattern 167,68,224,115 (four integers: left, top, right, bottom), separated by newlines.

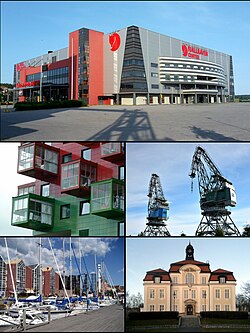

209,268,236,281
9,259,24,265
143,268,171,282
169,260,211,273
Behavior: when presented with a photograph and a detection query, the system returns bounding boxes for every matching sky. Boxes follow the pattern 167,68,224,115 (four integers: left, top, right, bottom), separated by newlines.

126,238,250,297
1,1,250,94
0,237,124,285
126,142,250,236
0,143,34,235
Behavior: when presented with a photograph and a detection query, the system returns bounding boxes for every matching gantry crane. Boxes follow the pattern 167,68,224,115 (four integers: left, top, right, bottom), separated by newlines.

143,173,170,236
189,146,240,236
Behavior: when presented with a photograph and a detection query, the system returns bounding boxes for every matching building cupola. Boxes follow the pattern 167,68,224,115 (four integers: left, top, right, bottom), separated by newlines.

185,242,194,260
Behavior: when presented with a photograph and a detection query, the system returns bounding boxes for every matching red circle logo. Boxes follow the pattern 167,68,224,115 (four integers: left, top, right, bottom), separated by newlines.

182,44,188,57
109,32,121,52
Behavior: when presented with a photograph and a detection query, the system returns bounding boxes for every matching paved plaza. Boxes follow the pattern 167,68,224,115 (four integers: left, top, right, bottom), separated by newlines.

1,103,250,141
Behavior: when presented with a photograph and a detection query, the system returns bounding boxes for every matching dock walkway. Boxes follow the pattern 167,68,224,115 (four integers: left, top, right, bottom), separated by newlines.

2,305,124,332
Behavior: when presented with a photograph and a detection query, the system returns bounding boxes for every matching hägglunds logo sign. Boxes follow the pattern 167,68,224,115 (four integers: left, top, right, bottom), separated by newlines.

182,44,208,59
109,32,121,52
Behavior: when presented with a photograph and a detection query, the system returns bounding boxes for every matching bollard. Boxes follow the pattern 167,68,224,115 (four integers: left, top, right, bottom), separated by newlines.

22,309,26,330
48,306,51,323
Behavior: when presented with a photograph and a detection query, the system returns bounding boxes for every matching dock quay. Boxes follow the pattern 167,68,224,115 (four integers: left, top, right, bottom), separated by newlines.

0,304,124,332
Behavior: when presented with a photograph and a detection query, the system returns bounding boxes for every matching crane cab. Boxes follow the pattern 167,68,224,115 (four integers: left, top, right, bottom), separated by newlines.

200,182,236,209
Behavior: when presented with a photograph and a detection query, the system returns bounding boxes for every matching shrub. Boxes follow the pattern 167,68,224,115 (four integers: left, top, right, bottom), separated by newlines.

128,311,179,320
200,311,248,320
14,100,86,111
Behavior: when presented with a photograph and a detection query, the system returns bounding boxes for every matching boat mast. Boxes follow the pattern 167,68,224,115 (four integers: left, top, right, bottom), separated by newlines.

39,238,42,304
4,238,18,305
69,238,72,298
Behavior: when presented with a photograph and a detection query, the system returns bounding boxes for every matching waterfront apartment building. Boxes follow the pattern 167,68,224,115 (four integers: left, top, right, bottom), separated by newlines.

42,267,60,297
142,243,236,315
11,142,125,236
0,256,6,297
6,259,26,296
13,26,234,105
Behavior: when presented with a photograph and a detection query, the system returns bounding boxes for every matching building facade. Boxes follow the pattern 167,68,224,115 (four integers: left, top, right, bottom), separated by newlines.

42,267,60,297
11,142,125,236
142,244,236,315
13,26,234,105
6,259,26,296
0,256,6,297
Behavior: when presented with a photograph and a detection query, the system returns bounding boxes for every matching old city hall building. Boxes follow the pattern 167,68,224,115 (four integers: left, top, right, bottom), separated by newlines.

142,243,236,315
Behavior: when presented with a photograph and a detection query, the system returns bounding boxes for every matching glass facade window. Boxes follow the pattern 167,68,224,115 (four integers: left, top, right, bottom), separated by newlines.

12,197,28,223
62,154,72,164
62,163,79,189
151,73,158,77
151,63,158,68
118,222,124,236
41,184,50,197
123,59,144,66
26,73,41,82
18,185,35,196
80,162,96,187
119,166,124,180
42,67,68,85
18,145,34,171
151,84,159,89
186,273,194,285
101,143,121,156
113,182,124,210
29,199,53,225
92,182,112,211
35,145,59,174
80,201,90,215
82,148,91,161
60,204,70,219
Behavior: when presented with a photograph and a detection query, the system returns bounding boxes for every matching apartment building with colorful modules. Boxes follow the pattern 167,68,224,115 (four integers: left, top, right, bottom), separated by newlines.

11,142,124,236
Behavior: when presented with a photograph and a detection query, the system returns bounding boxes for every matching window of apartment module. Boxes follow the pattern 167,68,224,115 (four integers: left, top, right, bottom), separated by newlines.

82,148,91,161
80,201,90,216
60,204,70,219
151,63,158,68
18,185,35,196
41,184,50,197
52,56,57,63
119,166,124,180
118,222,124,236
62,153,72,164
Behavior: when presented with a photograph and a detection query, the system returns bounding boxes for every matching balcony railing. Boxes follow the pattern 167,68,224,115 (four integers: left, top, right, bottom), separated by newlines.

12,194,54,231
61,158,97,198
100,143,124,164
91,178,124,219
17,143,59,182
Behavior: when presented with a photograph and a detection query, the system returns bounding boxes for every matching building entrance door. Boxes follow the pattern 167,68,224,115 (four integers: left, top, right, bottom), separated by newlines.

187,304,193,315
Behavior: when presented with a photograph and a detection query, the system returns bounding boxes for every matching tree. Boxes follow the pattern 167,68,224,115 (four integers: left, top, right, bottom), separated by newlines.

242,224,250,237
126,292,143,309
237,281,250,311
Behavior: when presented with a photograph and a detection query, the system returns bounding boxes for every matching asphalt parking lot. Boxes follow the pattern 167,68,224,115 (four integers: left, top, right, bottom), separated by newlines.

1,103,250,141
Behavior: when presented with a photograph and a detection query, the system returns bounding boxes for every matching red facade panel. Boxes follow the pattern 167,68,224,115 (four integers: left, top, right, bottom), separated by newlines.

25,266,32,290
6,264,17,296
69,30,79,100
89,30,104,105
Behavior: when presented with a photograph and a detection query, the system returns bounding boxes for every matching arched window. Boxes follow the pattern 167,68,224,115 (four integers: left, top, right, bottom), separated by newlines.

186,273,194,285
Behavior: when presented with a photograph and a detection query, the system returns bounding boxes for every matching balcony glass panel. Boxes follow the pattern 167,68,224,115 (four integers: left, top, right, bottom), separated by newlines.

12,197,28,223
18,145,34,171
62,163,79,189
113,182,124,211
101,143,121,156
35,146,58,174
92,183,112,211
29,199,53,225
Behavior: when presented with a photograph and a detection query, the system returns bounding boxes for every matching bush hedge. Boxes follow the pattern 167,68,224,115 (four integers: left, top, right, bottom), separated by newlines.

14,100,86,111
128,311,179,320
200,311,248,320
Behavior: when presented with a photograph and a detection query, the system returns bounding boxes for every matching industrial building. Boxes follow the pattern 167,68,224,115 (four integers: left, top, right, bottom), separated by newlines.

13,25,234,105
142,243,236,315
11,142,124,236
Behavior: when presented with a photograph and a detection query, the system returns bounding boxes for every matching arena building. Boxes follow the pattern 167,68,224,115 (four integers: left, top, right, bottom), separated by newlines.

13,26,234,105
